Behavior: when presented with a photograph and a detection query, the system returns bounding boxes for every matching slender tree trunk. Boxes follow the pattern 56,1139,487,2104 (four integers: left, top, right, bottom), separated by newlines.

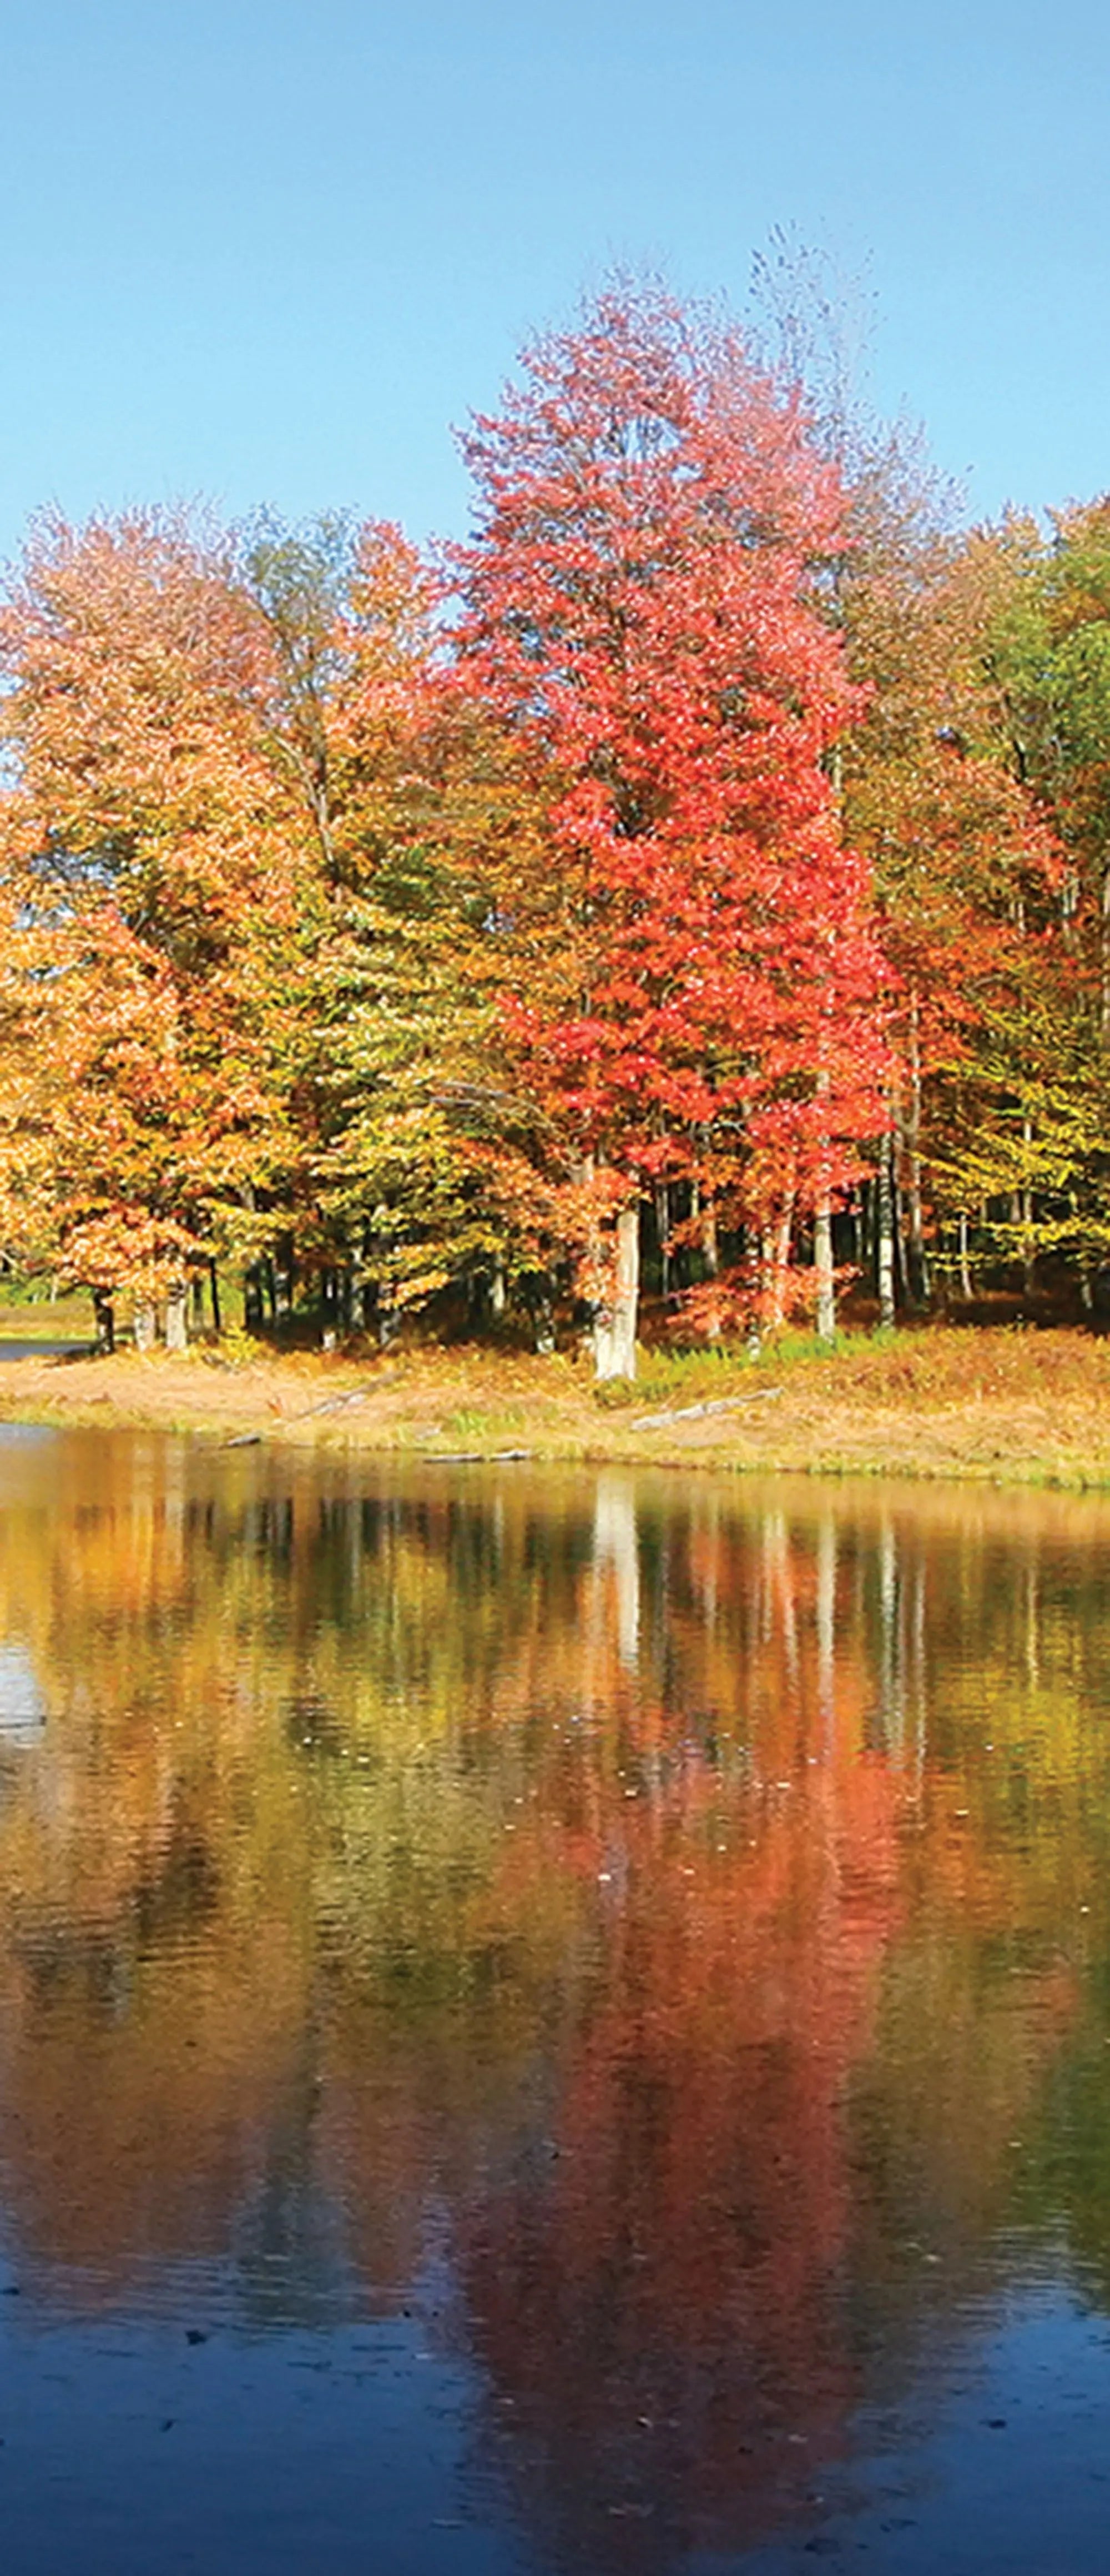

592,1205,639,1381
691,1180,720,1336
814,1062,835,1343
655,1180,671,1303
877,1130,896,1329
958,1211,972,1302
133,1303,158,1353
893,1123,910,1302
490,1262,506,1319
815,1196,835,1343
763,1196,795,1331
1022,1112,1035,1296
209,1260,222,1336
531,1281,556,1354
906,991,930,1305
92,1288,115,1356
165,1285,188,1352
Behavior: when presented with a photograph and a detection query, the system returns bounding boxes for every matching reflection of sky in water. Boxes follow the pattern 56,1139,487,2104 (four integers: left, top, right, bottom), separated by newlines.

0,2302,528,2576
0,1643,46,1745
0,1440,1106,2569
745,2287,1110,2576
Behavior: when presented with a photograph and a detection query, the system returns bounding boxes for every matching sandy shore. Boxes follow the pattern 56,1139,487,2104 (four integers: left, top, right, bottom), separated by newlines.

2,1327,1110,1487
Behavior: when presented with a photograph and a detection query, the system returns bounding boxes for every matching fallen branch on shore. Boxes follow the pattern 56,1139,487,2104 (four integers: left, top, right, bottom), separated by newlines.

628,1388,784,1431
425,1448,533,1464
223,1375,401,1446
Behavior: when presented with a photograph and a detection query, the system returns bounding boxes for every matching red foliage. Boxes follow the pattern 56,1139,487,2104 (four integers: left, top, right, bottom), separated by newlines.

453,287,889,1237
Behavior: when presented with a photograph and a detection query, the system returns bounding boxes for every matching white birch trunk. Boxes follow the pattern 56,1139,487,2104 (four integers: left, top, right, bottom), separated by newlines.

877,1131,895,1329
958,1210,972,1302
592,1205,639,1382
165,1286,189,1352
763,1198,795,1333
133,1303,158,1354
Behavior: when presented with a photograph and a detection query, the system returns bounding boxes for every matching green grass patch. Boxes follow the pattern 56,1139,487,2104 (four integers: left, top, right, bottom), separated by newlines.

0,1292,94,1341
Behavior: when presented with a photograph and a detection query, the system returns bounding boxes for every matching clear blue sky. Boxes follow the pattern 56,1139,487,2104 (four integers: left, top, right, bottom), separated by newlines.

1,0,1106,561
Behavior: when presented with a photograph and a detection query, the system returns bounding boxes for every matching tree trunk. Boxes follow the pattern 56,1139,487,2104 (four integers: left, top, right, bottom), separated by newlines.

592,1205,639,1382
814,1196,835,1344
814,1060,835,1342
696,1179,720,1338
133,1303,158,1354
490,1262,506,1319
655,1180,671,1303
92,1289,115,1356
906,992,930,1305
1022,1113,1035,1296
893,1124,910,1302
693,1176,719,1280
209,1260,222,1336
958,1211,972,1302
877,1130,896,1329
763,1198,795,1332
165,1286,188,1352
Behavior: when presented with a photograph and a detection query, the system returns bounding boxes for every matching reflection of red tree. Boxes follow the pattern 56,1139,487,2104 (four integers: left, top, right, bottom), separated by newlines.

454,1752,907,2567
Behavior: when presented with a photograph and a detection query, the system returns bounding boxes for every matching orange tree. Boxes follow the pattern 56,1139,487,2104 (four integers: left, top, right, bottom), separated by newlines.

0,508,309,1334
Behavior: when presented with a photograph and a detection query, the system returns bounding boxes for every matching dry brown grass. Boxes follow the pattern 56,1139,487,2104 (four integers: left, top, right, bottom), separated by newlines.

3,1324,1110,1488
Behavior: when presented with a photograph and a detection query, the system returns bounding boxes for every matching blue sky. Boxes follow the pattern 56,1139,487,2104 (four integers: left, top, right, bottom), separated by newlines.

1,0,1106,561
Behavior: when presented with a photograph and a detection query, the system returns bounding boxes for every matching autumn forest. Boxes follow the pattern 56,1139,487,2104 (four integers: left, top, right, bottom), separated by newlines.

2,281,1108,1377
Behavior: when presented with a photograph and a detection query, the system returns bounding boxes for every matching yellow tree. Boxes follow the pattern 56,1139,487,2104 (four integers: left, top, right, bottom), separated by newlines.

0,509,309,1340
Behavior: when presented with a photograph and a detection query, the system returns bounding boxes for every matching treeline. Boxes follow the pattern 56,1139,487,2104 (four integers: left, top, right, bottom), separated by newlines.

0,282,1107,1373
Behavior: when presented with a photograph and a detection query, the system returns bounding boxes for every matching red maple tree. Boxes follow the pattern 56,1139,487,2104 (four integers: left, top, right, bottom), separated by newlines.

453,285,888,1366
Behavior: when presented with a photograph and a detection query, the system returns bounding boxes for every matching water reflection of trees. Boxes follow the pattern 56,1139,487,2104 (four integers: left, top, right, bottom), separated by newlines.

0,1440,1107,2557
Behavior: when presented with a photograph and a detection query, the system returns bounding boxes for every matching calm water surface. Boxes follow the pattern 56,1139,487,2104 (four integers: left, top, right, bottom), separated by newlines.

2,1431,1110,2571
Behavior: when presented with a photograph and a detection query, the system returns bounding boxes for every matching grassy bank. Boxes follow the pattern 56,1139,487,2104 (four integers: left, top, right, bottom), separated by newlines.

0,1292,95,1341
3,1324,1110,1488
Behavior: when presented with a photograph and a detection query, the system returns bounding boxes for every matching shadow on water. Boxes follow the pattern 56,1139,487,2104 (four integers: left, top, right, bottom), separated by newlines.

0,1436,1109,2567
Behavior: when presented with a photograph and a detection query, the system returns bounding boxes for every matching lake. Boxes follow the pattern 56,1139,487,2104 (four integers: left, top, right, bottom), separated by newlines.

1,1430,1109,2572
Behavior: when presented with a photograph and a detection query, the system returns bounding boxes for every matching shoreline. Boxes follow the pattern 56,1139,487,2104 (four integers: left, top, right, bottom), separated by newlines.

4,1326,1110,1490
